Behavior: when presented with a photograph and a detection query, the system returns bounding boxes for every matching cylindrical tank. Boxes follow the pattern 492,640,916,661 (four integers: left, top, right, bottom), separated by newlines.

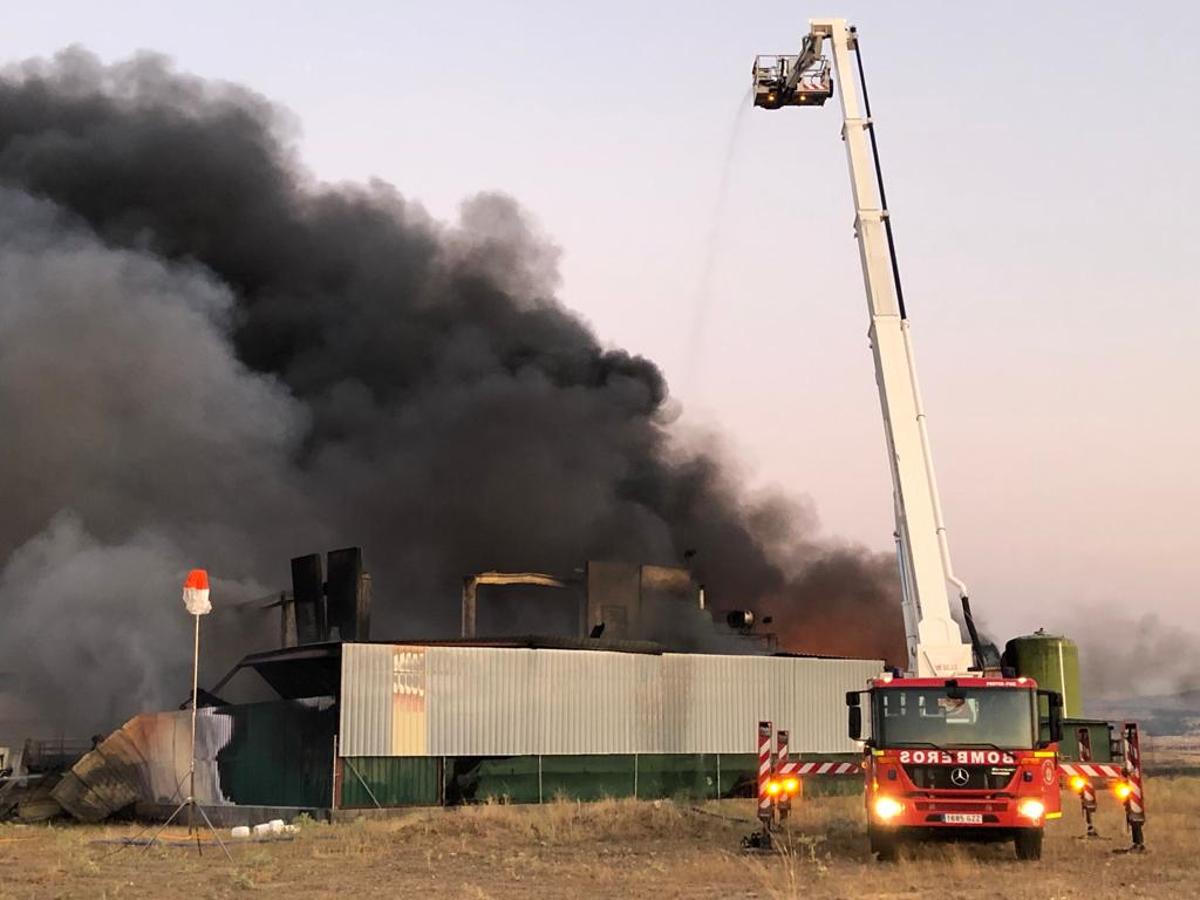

1004,630,1083,718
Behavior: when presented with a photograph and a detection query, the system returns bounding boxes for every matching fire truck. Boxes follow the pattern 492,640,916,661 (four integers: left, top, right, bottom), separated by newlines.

847,676,1063,860
751,20,1066,859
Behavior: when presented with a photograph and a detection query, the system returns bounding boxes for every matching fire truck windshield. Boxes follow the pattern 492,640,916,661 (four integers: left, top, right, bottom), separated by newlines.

874,687,1037,750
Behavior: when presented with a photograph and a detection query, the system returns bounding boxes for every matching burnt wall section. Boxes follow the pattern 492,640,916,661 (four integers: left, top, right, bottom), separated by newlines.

52,698,335,821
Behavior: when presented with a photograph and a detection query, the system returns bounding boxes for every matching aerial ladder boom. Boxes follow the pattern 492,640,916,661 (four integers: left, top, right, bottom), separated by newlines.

753,20,974,677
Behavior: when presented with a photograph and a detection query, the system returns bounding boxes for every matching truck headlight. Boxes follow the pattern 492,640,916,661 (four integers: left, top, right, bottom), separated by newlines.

873,796,903,820
1017,799,1045,820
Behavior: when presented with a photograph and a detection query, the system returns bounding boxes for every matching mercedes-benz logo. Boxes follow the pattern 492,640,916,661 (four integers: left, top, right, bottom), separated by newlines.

950,767,970,787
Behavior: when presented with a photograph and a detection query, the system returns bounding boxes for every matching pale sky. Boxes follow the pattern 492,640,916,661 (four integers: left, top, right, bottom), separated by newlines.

3,1,1197,644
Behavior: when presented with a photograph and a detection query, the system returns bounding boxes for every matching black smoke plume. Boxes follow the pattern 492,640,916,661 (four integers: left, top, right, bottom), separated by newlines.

0,49,903,732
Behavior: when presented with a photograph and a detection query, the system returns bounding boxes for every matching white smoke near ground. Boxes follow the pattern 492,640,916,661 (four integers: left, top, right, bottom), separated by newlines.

1,516,194,729
0,189,316,733
0,515,276,733
1068,612,1200,702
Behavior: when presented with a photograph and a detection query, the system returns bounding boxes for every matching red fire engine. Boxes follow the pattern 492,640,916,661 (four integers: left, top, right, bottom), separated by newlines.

849,675,1063,859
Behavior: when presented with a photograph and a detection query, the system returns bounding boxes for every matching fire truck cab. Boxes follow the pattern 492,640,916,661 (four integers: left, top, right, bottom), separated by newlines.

849,675,1064,860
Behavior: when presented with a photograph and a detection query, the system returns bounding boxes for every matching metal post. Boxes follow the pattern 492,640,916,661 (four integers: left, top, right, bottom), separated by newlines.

633,753,638,800
331,735,339,810
188,612,199,839
757,721,773,831
1122,722,1146,850
139,572,233,862
461,578,476,639
1077,727,1099,837
775,730,791,822
538,755,543,804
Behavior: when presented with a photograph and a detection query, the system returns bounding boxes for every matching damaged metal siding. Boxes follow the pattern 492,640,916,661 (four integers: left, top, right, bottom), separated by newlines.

53,699,336,821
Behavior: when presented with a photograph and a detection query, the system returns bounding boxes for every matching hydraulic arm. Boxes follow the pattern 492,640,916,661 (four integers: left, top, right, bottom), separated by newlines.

753,20,973,677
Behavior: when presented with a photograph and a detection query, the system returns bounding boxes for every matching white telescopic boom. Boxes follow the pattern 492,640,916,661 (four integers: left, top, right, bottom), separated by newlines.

811,18,973,677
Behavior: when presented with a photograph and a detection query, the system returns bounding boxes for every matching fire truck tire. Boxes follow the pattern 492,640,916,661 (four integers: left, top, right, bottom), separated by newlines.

868,827,898,862
1014,828,1043,861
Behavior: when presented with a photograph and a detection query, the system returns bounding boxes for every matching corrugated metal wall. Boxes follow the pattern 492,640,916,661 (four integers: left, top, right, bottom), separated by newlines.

341,644,880,758
338,643,396,757
425,648,664,756
662,655,871,754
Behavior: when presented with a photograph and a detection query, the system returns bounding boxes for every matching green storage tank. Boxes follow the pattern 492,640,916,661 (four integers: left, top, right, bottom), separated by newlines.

1004,630,1083,718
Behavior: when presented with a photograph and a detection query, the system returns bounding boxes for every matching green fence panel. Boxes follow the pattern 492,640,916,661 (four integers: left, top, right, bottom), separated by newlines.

632,754,715,800
340,757,440,808
716,753,758,798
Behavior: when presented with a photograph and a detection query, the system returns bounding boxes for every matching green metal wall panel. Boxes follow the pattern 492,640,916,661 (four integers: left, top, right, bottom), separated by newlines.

340,757,440,808
458,756,540,804
216,700,336,808
630,754,713,800
716,753,757,797
336,753,866,808
542,755,638,802
1059,719,1116,763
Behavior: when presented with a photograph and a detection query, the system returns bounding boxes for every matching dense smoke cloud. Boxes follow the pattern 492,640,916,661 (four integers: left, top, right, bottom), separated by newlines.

0,49,903,732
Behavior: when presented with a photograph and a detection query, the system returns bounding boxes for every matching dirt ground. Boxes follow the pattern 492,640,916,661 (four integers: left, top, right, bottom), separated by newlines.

1,777,1196,899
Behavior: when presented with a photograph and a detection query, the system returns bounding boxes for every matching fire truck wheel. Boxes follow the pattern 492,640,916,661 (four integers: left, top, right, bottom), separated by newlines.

1014,828,1043,861
868,827,899,862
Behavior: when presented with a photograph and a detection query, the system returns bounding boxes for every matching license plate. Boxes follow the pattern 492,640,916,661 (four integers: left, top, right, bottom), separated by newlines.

944,813,983,824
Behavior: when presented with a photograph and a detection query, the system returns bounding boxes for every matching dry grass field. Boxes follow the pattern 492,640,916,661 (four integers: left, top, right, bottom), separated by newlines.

1146,735,1200,773
1,777,1197,899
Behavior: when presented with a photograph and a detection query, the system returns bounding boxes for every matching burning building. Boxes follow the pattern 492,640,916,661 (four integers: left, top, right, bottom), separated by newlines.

0,50,902,819
0,49,904,745
47,549,881,821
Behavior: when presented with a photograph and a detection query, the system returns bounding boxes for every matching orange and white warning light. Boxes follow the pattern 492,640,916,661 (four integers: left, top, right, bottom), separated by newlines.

182,568,212,616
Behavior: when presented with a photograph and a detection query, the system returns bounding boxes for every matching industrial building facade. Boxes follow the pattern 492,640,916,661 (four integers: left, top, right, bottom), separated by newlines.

54,642,881,821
